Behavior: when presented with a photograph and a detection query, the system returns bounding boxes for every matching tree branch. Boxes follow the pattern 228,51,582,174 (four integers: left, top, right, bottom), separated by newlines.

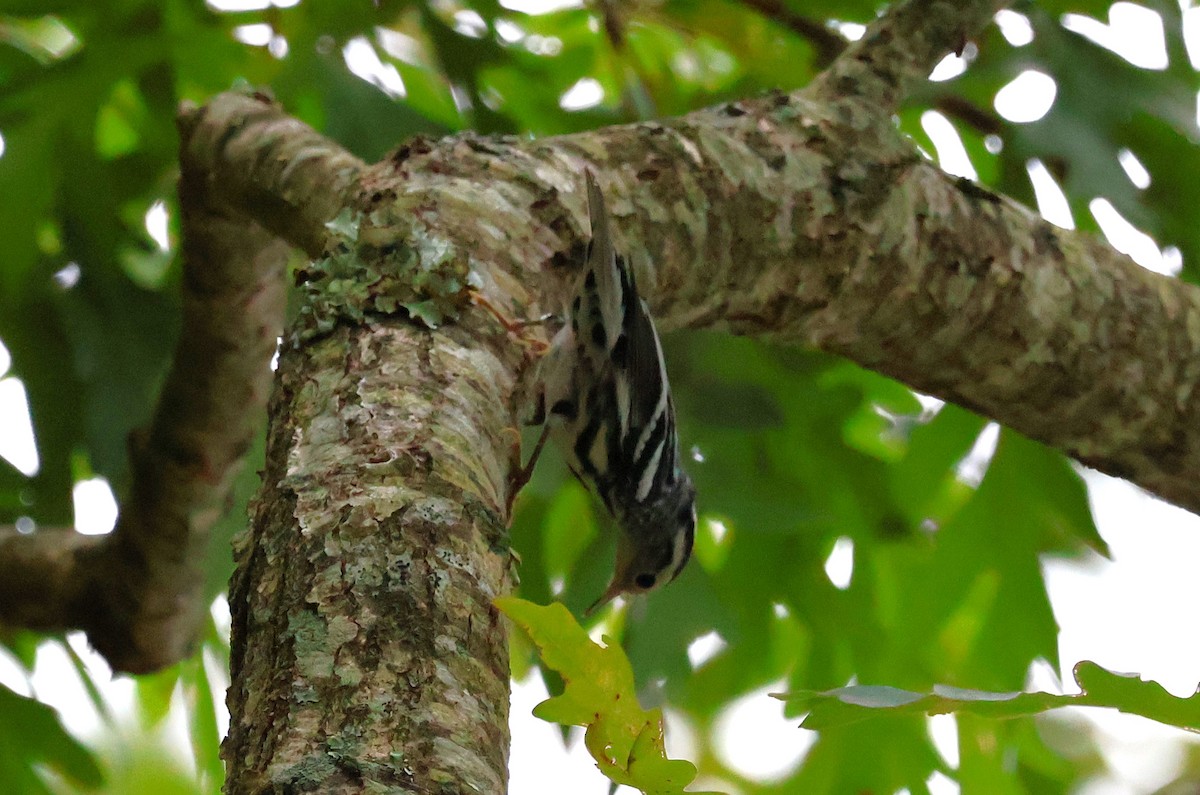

315,0,1196,516
810,0,1009,112
176,90,365,257
0,92,353,673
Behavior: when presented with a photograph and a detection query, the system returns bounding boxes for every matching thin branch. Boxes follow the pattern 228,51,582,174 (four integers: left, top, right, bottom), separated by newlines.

810,0,1010,112
933,94,1004,136
738,0,847,67
739,0,1008,135
176,90,365,258
598,0,626,49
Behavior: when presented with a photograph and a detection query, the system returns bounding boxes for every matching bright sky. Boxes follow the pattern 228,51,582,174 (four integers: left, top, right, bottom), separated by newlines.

3,4,1200,793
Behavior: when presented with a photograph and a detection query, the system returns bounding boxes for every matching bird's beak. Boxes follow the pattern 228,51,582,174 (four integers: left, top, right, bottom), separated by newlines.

586,535,635,616
584,579,624,616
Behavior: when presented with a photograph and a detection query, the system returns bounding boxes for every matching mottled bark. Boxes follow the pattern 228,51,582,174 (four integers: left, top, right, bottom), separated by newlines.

222,320,518,794
342,101,1200,517
808,0,1005,111
176,90,364,259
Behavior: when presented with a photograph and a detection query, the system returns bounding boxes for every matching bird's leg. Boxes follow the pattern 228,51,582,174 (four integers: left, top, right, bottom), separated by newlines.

505,401,552,521
470,290,553,354
512,423,551,494
473,292,556,518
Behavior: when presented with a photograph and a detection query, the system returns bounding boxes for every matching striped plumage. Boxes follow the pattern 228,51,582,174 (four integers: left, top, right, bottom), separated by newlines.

537,171,696,612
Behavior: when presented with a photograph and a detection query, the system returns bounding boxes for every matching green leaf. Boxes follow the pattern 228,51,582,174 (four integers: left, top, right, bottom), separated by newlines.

0,683,105,791
61,638,114,726
94,79,148,159
787,715,942,793
0,14,81,63
324,207,361,243
205,426,265,600
1,630,41,671
541,480,598,582
890,403,986,526
774,660,1200,732
870,430,1100,690
400,299,444,328
304,55,451,162
136,664,180,730
181,651,224,794
495,597,720,795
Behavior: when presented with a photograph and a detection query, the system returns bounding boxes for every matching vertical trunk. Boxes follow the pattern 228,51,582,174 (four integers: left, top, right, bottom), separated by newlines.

223,319,519,793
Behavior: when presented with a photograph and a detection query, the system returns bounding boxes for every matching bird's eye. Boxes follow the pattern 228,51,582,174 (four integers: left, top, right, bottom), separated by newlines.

635,573,656,589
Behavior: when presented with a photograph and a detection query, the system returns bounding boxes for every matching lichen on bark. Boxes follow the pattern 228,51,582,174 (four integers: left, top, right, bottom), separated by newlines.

224,318,520,793
292,195,478,342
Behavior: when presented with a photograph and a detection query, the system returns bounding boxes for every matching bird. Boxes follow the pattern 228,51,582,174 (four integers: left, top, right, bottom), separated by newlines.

527,169,697,614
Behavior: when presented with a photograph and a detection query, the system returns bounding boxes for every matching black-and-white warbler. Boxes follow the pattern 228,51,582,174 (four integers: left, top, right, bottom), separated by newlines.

532,170,697,613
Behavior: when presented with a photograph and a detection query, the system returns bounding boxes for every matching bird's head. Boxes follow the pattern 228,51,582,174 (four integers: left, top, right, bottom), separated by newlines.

587,474,696,614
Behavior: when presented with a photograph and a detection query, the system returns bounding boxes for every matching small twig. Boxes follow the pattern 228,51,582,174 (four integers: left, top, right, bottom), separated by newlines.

738,0,847,67
933,94,1004,136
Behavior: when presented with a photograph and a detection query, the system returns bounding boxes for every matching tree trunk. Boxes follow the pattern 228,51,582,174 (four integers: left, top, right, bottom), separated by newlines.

222,319,521,793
